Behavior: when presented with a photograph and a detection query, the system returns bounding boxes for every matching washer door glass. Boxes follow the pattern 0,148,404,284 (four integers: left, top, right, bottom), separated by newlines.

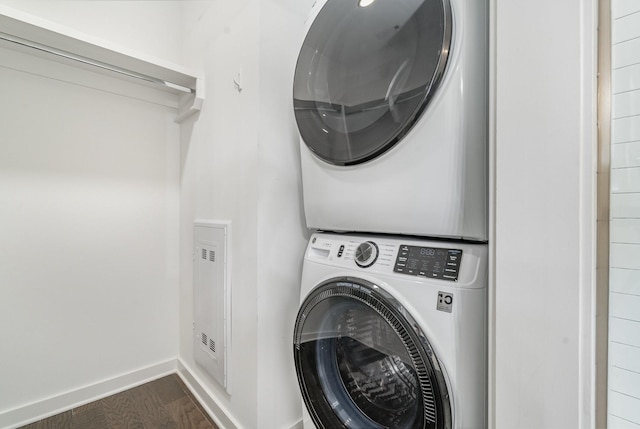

293,279,452,429
293,0,452,165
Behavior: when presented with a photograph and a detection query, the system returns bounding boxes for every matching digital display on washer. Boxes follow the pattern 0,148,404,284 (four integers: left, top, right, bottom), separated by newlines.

394,245,462,281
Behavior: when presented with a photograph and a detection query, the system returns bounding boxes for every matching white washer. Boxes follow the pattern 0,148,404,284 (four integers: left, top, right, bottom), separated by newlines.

293,0,488,241
293,232,487,429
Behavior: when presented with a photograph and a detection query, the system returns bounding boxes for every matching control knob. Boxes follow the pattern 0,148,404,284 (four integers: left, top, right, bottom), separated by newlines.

355,241,379,268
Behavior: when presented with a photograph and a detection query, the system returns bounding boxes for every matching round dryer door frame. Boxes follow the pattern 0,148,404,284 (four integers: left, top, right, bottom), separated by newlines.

293,277,453,429
293,0,453,166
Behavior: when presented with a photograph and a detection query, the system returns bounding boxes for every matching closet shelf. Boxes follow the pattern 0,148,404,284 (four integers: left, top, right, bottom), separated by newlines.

0,7,203,123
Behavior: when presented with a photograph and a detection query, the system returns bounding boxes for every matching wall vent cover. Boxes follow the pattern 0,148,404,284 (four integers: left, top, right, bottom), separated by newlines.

193,221,230,392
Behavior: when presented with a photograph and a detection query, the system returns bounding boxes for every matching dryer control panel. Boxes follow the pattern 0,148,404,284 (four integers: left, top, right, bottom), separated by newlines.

394,245,462,281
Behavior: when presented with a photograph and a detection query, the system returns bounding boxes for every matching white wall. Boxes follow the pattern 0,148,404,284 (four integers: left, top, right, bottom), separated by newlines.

0,2,184,427
178,1,310,428
0,2,311,428
0,46,180,424
256,1,313,428
493,0,597,428
178,1,260,428
608,1,640,427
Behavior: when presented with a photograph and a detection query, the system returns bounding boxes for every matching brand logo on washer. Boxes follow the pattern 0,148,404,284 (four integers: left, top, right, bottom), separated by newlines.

437,292,453,313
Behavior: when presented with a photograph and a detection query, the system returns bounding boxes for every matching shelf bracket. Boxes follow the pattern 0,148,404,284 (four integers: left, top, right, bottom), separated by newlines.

176,76,204,123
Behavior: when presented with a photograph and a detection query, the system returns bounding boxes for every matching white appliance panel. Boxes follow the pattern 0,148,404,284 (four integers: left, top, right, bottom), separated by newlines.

295,0,488,240
295,232,487,428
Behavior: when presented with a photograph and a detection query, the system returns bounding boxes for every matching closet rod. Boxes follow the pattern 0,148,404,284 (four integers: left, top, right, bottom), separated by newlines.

0,31,194,94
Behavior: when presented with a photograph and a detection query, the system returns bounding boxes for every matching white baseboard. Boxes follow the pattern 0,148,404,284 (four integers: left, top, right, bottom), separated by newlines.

176,359,241,429
0,359,177,429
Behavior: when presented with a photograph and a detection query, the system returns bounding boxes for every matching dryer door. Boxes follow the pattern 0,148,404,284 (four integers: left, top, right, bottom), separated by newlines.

293,278,452,429
293,0,452,166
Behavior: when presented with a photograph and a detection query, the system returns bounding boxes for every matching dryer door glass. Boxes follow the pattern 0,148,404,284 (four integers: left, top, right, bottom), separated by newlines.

293,279,452,429
293,0,452,165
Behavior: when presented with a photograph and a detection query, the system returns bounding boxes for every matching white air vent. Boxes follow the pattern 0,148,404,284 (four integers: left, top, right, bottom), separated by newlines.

193,221,231,392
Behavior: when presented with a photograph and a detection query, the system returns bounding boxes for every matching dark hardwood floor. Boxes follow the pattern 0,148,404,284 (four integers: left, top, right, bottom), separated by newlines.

19,374,219,429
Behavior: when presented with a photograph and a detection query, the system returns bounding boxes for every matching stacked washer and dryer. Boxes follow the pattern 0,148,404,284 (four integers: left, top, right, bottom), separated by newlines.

291,0,488,428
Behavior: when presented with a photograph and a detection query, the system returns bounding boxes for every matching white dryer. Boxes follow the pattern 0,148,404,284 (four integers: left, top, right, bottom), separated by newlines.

293,0,488,241
293,232,487,429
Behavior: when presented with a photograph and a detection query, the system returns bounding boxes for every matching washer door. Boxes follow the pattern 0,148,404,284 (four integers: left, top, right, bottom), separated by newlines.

293,0,452,166
293,278,452,429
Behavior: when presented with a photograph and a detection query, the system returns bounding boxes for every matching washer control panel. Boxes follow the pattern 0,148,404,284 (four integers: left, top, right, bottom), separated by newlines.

307,235,463,280
306,233,486,287
394,245,462,281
